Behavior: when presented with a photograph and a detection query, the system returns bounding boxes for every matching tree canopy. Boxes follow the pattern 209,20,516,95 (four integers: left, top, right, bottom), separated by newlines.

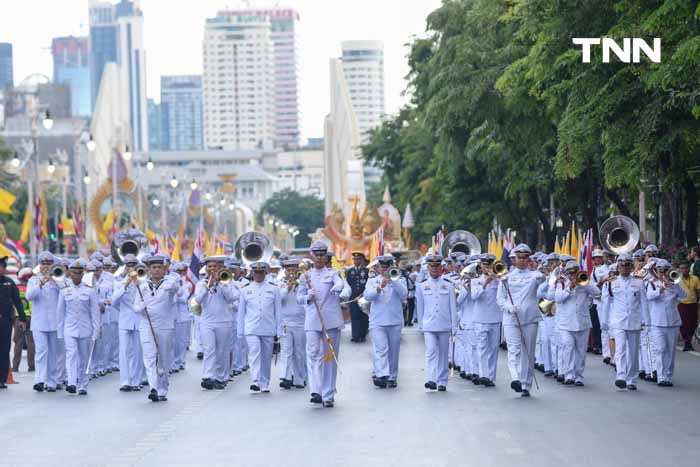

257,189,324,243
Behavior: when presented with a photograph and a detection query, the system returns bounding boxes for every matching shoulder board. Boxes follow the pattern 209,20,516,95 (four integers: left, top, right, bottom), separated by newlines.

241,283,250,288
266,280,277,286
419,278,428,284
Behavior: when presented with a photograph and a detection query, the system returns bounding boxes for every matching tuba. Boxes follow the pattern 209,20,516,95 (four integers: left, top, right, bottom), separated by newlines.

599,215,640,255
234,231,273,267
112,229,148,266
51,264,66,282
441,230,482,257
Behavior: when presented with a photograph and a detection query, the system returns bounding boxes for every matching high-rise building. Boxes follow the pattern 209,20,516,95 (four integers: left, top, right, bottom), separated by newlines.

52,36,91,116
89,0,148,151
160,75,203,151
203,12,274,150
203,8,300,149
340,40,385,142
147,98,161,150
0,43,13,88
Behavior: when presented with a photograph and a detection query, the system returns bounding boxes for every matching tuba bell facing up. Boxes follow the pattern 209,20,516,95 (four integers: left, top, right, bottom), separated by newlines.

599,215,640,255
112,229,148,267
234,231,273,267
441,230,482,257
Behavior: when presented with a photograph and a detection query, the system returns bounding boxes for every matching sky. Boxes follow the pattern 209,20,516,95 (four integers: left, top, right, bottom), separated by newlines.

1,0,443,141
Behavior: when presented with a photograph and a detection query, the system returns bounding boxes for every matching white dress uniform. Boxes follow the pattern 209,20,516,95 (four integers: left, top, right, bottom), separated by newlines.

591,264,611,358
92,273,113,375
456,282,478,378
26,272,63,390
238,278,281,391
174,279,193,371
278,279,308,387
536,280,555,374
102,271,119,371
233,276,251,373
638,276,655,377
194,279,239,384
602,274,650,387
112,275,146,388
56,281,100,392
496,267,546,392
296,265,349,404
135,276,180,398
416,275,457,388
472,274,502,383
646,278,685,384
553,279,600,383
363,274,408,384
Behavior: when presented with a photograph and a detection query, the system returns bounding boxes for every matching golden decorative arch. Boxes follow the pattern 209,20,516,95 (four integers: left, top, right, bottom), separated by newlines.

88,177,147,243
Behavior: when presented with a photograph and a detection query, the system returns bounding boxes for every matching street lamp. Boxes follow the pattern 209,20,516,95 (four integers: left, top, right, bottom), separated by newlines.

47,158,56,174
268,218,274,225
219,198,226,206
42,110,53,130
123,145,132,161
190,179,198,190
146,157,154,171
228,202,235,210
86,134,96,152
170,175,179,188
152,198,160,207
10,152,20,168
83,175,91,184
205,192,212,201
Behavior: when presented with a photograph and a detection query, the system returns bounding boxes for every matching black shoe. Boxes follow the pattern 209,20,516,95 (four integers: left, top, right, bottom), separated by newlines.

158,396,168,401
424,381,437,390
472,376,481,385
593,348,602,355
46,387,56,392
460,371,469,380
544,371,555,377
201,379,214,390
56,384,63,390
666,382,674,387
564,379,575,386
521,390,530,397
243,365,250,372
614,379,626,389
310,393,322,404
350,338,358,343
587,347,593,353
294,384,306,389
148,389,159,402
120,385,132,392
33,383,45,392
437,385,447,392
387,380,397,388
280,379,293,390
261,389,270,393
657,381,670,387
213,381,226,390
66,385,77,394
250,384,260,392
682,342,694,352
603,357,611,365
78,390,87,396
483,379,495,387
627,384,637,391
323,399,334,408
375,376,388,388
638,371,646,380
232,370,242,376
131,385,141,391
575,381,584,387
197,352,204,360
106,369,113,374
557,375,565,384
510,380,522,393
0,383,7,389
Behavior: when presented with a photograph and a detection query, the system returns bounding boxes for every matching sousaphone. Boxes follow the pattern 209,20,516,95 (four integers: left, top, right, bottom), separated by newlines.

599,216,639,255
442,230,482,257
234,231,274,267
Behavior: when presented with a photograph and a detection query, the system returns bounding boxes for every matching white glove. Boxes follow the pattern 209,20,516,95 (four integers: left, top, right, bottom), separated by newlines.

306,289,315,299
331,285,343,294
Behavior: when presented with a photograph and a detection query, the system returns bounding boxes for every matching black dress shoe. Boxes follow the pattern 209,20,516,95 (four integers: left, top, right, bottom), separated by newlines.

0,383,7,389
603,357,611,365
33,382,45,392
213,381,225,390
233,370,242,376
197,352,204,360
201,379,214,390
483,379,495,387
593,348,602,355
614,379,627,389
510,380,522,393
564,379,575,386
78,390,87,396
557,376,565,384
158,396,168,401
424,381,437,390
148,389,159,402
682,342,694,352
131,385,141,391
46,387,56,392
280,379,293,389
575,381,584,387
310,393,322,404
294,384,306,389
627,384,637,391
250,384,260,392
521,390,530,397
460,371,469,380
323,399,334,408
638,371,646,380
544,371,555,377
437,385,447,392
387,380,397,388
66,385,77,394
472,376,481,385
120,385,132,392
56,384,63,390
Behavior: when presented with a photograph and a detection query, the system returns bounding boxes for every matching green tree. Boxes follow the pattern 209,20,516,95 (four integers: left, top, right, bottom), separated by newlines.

257,189,324,244
0,137,27,240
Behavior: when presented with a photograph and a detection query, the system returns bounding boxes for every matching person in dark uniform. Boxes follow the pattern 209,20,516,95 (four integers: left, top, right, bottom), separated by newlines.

0,256,27,389
346,252,369,342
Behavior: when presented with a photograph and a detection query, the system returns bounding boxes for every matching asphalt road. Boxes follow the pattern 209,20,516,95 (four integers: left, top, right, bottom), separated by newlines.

2,328,700,467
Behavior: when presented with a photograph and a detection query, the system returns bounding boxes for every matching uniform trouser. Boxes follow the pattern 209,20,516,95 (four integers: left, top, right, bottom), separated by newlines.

246,335,274,390
226,320,237,377
650,326,679,383
200,321,232,382
475,322,500,381
535,320,544,364
306,328,341,401
0,319,12,384
601,328,611,358
173,321,190,369
423,331,450,386
540,316,555,372
560,329,588,382
119,328,144,387
458,328,478,376
12,318,35,371
405,298,415,324
64,336,91,391
678,303,698,345
350,302,369,340
234,332,249,371
639,327,655,374
589,305,602,350
91,329,105,374
504,322,538,391
107,322,119,368
453,329,464,367
56,338,67,383
280,327,307,384
612,328,640,385
371,325,401,381
33,330,59,388
140,328,173,397
193,315,203,353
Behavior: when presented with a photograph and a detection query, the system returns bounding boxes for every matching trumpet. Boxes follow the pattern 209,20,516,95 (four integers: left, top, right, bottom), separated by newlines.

665,268,682,285
387,267,402,282
51,264,66,281
492,260,508,278
218,269,233,285
574,270,590,286
129,265,148,281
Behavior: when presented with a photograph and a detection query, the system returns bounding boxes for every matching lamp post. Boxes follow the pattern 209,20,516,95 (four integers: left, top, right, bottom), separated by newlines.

28,104,53,264
651,186,661,245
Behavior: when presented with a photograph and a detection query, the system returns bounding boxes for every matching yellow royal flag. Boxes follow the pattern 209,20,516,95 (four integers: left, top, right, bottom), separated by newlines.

20,207,31,243
39,190,48,237
331,256,344,277
0,187,16,214
570,227,578,260
61,216,76,236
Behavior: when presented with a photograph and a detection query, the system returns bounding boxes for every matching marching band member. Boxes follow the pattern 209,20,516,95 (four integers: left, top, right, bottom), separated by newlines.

590,250,610,362
416,254,457,392
363,255,408,389
102,257,120,373
496,244,546,397
278,257,307,389
135,253,180,402
535,255,555,378
238,261,281,393
195,256,238,390
56,259,100,395
296,241,349,407
471,253,501,387
26,251,63,392
172,262,192,373
602,253,650,390
633,250,655,381
92,260,113,378
223,258,240,381
599,262,619,367
112,254,146,392
553,261,600,386
456,256,478,383
233,263,250,375
646,259,685,387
